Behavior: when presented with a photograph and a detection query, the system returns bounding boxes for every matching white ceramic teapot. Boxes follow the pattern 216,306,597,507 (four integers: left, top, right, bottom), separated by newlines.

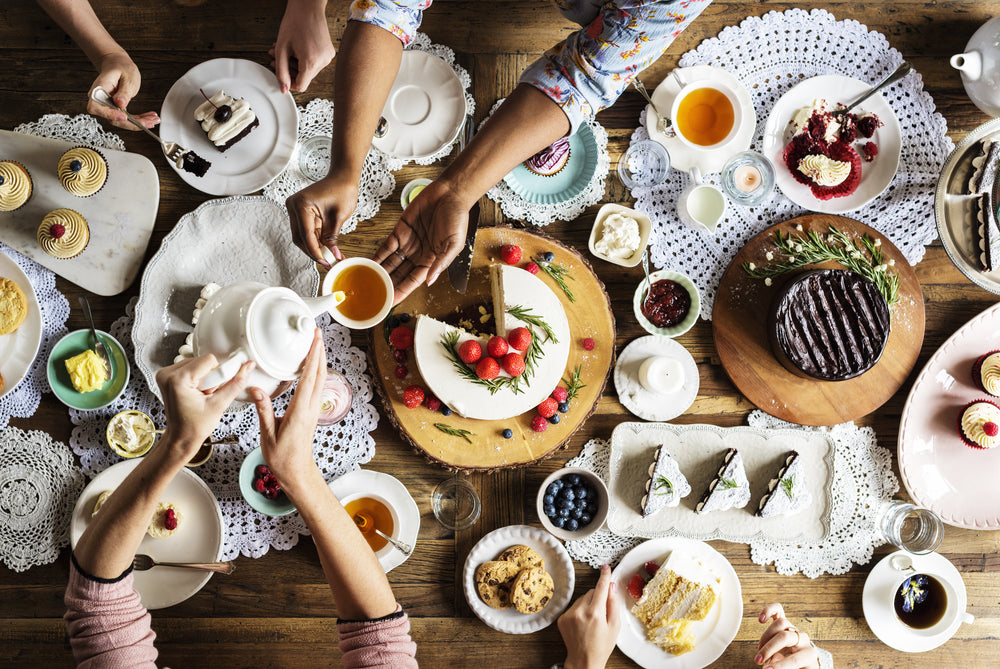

193,281,343,400
951,17,1000,117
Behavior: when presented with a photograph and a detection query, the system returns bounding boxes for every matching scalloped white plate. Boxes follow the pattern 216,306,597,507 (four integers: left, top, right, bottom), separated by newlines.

614,336,699,422
503,123,600,205
0,249,41,399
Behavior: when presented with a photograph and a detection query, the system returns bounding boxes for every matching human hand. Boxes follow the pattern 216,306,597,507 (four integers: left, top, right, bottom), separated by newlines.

287,170,359,267
371,180,469,304
251,330,326,488
155,355,253,459
755,604,820,669
557,564,621,669
271,0,336,93
87,50,159,130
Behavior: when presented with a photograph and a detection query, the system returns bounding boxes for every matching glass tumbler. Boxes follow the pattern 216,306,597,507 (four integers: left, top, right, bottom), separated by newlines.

877,500,944,555
618,139,670,190
432,475,481,531
297,135,332,182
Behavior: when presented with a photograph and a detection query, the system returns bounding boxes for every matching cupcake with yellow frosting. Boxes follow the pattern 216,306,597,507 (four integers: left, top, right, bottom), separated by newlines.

958,399,1000,450
973,351,1000,397
38,208,90,259
58,147,107,197
0,160,33,212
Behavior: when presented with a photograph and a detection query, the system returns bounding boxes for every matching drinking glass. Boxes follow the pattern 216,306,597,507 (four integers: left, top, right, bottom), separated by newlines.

432,475,481,531
618,139,670,190
297,135,332,182
877,500,944,554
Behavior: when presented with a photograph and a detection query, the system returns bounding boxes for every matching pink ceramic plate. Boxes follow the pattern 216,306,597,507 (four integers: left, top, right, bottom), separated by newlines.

899,302,1000,529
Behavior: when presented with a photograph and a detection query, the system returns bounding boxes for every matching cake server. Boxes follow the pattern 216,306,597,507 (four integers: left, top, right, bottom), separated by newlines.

447,110,480,294
89,86,190,164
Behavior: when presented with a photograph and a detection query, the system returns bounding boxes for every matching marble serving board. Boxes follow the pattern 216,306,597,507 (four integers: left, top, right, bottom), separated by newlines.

0,130,159,295
607,422,834,543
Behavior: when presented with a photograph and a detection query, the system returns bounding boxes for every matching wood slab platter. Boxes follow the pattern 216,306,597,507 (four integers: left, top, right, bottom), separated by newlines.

369,226,615,471
712,214,925,426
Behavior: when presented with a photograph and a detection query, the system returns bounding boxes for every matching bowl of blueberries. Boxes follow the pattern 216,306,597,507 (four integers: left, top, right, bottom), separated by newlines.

537,467,609,542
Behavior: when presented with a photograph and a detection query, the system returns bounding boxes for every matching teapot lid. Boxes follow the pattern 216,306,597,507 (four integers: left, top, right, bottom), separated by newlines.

246,287,317,380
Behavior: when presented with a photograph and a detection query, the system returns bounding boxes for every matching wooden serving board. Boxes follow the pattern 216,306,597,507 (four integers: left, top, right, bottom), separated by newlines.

712,214,925,426
369,226,615,471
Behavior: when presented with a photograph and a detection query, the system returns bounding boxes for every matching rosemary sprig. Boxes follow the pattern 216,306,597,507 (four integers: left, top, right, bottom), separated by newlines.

532,255,576,302
653,476,674,496
780,475,795,499
507,305,557,344
562,364,586,401
741,226,899,306
434,422,474,444
718,477,738,490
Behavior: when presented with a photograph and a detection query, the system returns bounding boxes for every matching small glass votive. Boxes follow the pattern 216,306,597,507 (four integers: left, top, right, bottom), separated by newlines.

317,369,354,426
721,150,775,206
298,135,332,182
618,139,670,190
432,475,481,530
877,500,944,555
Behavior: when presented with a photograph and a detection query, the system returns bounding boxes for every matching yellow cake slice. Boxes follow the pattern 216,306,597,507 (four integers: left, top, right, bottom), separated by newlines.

630,552,719,655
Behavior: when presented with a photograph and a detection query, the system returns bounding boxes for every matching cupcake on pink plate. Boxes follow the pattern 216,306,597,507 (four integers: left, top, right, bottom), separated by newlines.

972,350,1000,397
958,399,1000,450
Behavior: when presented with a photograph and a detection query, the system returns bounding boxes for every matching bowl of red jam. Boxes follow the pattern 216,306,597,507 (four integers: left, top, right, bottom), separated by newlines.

632,270,700,337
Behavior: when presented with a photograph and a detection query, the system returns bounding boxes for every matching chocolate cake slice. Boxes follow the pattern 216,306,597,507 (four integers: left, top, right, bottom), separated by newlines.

768,269,891,381
640,445,691,518
695,448,751,514
756,451,812,518
968,137,1000,196
976,191,1000,272
180,151,211,178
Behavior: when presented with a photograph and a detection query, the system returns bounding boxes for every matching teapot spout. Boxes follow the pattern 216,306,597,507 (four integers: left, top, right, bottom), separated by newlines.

951,52,983,80
303,291,346,317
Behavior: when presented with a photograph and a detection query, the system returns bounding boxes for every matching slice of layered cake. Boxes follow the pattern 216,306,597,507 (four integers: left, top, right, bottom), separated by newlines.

968,136,1000,272
696,448,751,514
756,451,812,518
195,89,260,152
640,446,691,517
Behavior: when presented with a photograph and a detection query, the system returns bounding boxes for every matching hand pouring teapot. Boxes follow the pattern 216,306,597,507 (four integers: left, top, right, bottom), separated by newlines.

193,282,344,401
951,16,1000,117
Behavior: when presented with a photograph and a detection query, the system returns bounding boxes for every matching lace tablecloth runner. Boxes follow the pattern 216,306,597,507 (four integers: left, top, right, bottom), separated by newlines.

631,8,953,318
565,411,898,578
0,427,85,571
68,298,380,560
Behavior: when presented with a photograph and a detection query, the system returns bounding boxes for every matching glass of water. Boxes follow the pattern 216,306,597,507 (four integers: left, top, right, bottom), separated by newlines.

877,500,944,555
297,135,332,182
432,475,481,531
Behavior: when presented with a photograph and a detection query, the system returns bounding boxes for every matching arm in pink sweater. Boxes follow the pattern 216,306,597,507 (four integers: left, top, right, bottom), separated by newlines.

338,605,418,668
64,555,159,668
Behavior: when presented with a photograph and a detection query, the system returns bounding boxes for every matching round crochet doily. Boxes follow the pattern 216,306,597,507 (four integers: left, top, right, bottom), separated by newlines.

0,427,85,572
68,298,380,560
629,8,953,319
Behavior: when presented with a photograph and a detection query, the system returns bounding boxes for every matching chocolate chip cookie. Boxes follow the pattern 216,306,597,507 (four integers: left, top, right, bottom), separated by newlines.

497,544,545,571
511,566,554,614
475,560,520,609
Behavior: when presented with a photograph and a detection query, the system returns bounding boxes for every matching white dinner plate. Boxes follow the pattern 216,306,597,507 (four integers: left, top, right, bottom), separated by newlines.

612,537,742,669
69,459,225,610
160,58,298,195
645,65,756,173
463,525,575,634
762,74,902,214
0,249,42,399
614,335,699,422
372,50,466,161
328,469,419,574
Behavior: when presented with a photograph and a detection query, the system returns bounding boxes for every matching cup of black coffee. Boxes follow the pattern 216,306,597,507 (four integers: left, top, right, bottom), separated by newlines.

891,566,974,634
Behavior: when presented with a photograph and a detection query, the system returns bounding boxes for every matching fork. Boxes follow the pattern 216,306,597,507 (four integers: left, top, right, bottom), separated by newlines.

89,86,188,164
132,553,236,574
78,296,112,380
833,62,913,119
632,78,672,136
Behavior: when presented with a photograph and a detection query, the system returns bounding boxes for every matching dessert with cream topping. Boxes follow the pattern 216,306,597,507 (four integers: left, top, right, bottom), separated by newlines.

0,160,32,211
58,147,107,197
695,448,751,514
958,399,1000,450
640,445,691,517
524,136,571,176
38,208,90,259
106,410,156,457
195,89,259,152
756,451,811,518
968,138,1000,272
973,351,1000,397
318,370,354,425
147,502,182,538
594,213,642,259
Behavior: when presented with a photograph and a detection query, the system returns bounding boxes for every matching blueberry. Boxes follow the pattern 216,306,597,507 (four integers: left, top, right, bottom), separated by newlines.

572,485,587,499
558,401,569,413
543,504,556,518
586,502,598,515
399,313,411,323
441,406,452,416
548,414,560,424
543,494,555,506
565,518,579,531
566,474,581,486
543,251,555,262
561,488,576,501
571,507,583,520
0,175,5,186
547,481,562,496
558,497,574,511
580,513,593,526
69,159,83,173
574,498,587,510
558,507,571,518
553,515,566,528
502,428,513,439
387,316,400,329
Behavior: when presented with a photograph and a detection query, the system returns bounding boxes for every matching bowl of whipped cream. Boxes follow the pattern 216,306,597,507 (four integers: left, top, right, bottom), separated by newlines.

588,204,651,268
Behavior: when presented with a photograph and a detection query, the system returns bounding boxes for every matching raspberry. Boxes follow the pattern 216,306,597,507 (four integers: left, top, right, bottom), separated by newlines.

507,327,532,352
551,386,568,403
426,395,442,412
50,223,66,239
389,325,414,350
862,141,879,162
255,464,270,477
985,421,999,437
402,385,425,408
582,337,595,351
394,365,408,379
164,508,178,531
475,357,500,380
265,488,279,500
500,244,522,265
524,262,540,275
644,560,660,577
253,478,266,493
458,339,482,364
628,573,645,600
487,336,509,358
502,352,525,377
537,397,558,418
392,349,407,363
530,415,548,432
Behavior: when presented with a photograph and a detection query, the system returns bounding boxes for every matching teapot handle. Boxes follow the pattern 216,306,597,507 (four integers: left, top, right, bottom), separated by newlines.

198,349,250,391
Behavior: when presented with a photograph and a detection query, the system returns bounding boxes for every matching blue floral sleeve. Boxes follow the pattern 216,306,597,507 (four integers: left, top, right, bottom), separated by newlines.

349,0,432,46
521,0,714,133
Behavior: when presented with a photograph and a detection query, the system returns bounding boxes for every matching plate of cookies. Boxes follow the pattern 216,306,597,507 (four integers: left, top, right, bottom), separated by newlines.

0,248,42,399
463,524,574,634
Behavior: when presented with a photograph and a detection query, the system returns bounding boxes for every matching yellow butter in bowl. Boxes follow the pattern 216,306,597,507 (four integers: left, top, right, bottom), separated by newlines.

65,349,108,392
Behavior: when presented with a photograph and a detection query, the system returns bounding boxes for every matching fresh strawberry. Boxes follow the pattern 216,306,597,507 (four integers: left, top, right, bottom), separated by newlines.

487,336,509,358
402,385,425,408
644,560,660,578
458,339,482,364
426,395,442,412
627,573,645,600
500,244,523,265
582,337,596,351
537,397,558,418
389,325,414,350
530,415,549,432
394,365,408,379
476,357,500,380
551,386,568,403
524,262,540,275
507,327,532,351
502,352,525,377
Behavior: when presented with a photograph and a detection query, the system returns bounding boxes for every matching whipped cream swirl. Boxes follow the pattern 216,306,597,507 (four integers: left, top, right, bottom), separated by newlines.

58,148,107,197
0,161,31,211
961,401,1000,449
195,91,257,147
797,154,851,187
980,353,1000,396
38,208,89,259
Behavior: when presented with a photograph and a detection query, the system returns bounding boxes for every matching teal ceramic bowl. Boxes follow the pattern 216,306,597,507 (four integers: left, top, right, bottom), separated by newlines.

239,446,296,516
633,270,701,338
47,330,129,410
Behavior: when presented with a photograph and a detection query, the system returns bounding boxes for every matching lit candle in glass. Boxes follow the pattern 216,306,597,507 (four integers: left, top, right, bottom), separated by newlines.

734,164,763,193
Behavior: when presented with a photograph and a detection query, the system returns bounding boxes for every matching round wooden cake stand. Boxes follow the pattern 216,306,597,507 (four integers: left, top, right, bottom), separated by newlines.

712,214,925,426
369,226,616,471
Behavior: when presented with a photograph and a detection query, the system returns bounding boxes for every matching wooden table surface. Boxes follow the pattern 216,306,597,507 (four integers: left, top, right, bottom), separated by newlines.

3,2,1000,667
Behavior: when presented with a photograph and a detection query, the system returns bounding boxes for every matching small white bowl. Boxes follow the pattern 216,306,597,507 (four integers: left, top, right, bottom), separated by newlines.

633,269,701,338
537,467,609,542
588,203,652,268
400,178,433,209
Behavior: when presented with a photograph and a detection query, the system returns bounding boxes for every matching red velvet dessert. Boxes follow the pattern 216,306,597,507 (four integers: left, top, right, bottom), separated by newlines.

783,136,862,200
958,399,1000,450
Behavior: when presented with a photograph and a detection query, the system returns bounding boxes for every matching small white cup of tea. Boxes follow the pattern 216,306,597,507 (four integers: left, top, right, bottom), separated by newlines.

320,254,394,329
669,77,744,150
676,166,726,234
890,567,974,636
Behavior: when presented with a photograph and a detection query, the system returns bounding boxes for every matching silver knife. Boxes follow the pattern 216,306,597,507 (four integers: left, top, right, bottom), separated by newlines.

447,111,480,294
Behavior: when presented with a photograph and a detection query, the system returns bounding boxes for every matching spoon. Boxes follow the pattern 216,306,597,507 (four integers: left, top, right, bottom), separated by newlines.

632,79,672,136
132,553,235,574
375,528,414,557
641,246,653,302
78,296,113,380
834,62,913,118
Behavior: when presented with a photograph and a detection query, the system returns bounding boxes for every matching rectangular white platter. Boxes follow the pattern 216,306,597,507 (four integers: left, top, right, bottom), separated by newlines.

0,129,159,295
607,422,835,543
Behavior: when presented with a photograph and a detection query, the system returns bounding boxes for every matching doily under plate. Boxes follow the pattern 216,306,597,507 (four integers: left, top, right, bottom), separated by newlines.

68,298,380,560
565,410,899,578
630,8,953,319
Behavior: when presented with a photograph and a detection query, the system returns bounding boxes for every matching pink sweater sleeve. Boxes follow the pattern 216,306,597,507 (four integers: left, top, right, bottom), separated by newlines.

64,558,159,668
337,605,418,668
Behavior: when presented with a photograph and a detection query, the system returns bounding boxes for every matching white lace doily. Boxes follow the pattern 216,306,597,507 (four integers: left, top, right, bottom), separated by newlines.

68,298,380,560
565,410,899,578
14,112,127,152
485,99,610,226
0,427,85,572
261,98,395,236
630,8,953,319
